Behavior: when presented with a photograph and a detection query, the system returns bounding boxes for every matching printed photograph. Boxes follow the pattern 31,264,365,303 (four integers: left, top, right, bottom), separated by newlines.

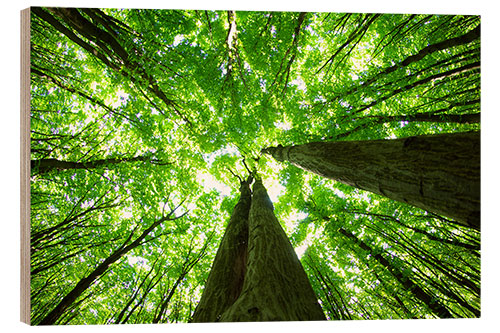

24,7,480,325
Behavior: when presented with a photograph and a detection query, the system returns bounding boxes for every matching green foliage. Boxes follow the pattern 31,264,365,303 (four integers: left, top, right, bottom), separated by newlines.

29,7,480,324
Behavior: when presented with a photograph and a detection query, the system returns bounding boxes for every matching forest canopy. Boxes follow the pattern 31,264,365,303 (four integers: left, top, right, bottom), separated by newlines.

28,7,480,325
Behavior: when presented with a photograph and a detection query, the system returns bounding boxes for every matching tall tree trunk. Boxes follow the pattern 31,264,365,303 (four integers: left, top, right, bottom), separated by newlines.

31,155,167,174
219,178,326,321
190,177,252,322
337,227,454,318
262,131,480,230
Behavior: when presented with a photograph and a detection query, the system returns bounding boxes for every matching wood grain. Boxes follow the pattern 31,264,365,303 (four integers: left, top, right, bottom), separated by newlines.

20,7,31,325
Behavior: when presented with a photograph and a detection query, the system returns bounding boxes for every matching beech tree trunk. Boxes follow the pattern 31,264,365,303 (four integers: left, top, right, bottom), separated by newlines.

31,155,167,174
262,131,480,230
219,178,326,321
191,177,252,322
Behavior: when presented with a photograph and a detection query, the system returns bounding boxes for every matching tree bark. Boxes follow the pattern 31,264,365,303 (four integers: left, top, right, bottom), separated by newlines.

191,177,252,322
262,131,480,230
219,178,326,321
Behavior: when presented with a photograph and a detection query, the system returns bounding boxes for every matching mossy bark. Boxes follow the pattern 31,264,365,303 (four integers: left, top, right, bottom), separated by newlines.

219,179,326,321
191,178,252,322
263,131,480,230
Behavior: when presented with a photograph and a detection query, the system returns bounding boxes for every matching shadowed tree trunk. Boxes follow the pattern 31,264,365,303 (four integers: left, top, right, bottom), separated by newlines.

31,155,168,174
262,131,480,230
191,176,252,322
219,178,326,321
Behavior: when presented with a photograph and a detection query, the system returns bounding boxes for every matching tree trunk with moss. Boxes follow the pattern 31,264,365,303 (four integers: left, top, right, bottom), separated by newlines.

191,177,252,322
262,131,480,230
219,178,326,321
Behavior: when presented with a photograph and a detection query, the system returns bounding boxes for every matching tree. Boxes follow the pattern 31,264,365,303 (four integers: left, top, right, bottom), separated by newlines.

25,8,480,325
191,175,252,322
31,154,169,175
262,131,480,230
218,177,326,321
193,174,325,322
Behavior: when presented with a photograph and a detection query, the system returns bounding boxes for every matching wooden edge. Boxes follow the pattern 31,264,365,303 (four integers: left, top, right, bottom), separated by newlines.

20,7,31,325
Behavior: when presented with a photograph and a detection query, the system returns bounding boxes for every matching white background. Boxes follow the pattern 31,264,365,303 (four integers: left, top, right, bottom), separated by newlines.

2,0,498,332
